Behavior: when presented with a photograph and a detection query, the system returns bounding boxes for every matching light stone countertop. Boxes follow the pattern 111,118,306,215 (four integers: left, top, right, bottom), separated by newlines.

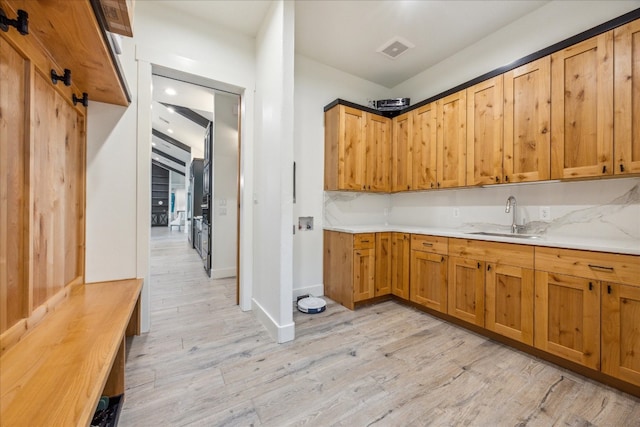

323,224,640,256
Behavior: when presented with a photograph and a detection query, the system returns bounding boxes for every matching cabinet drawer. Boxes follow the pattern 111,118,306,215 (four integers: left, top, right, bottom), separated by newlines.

535,247,640,287
449,238,534,269
411,234,447,254
354,233,375,249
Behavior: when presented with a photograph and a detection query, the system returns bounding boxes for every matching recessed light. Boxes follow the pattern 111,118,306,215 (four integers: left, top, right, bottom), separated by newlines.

151,142,156,146
167,106,175,113
165,88,176,96
167,129,174,134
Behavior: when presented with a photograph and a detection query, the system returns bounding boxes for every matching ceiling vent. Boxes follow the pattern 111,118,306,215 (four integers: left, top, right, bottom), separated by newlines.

377,36,415,60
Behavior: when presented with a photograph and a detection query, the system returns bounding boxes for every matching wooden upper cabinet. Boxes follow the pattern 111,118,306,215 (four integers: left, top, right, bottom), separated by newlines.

324,105,366,191
366,114,391,192
392,112,413,191
467,76,504,186
437,91,467,188
503,56,551,183
614,20,640,175
551,32,614,179
412,103,438,190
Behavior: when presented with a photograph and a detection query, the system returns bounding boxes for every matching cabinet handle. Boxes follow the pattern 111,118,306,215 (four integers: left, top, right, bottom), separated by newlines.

441,256,445,262
407,185,410,190
588,264,614,272
430,182,434,188
487,265,492,271
437,182,441,188
422,242,433,247
607,284,612,294
589,282,593,291
355,252,361,256
505,175,509,182
477,262,481,269
360,240,370,243
495,176,499,183
602,165,607,174
620,164,625,173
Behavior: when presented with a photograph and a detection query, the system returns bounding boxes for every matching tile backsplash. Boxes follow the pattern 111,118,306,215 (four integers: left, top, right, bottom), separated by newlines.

324,177,640,242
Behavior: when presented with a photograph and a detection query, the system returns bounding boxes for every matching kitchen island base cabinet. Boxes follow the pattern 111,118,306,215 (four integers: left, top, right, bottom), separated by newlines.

602,282,640,387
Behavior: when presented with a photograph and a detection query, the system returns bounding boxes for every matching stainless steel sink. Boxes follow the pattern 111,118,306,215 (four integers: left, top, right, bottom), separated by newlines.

468,231,541,239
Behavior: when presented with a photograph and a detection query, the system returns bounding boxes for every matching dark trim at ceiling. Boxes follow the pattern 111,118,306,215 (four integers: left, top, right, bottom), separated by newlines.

152,159,185,176
325,7,640,118
160,102,211,128
152,147,186,167
152,129,191,153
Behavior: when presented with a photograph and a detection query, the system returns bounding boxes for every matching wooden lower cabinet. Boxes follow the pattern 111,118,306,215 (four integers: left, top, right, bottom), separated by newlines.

375,233,392,296
448,256,485,326
601,282,640,386
409,234,448,312
534,271,601,369
353,247,375,302
391,233,410,299
410,251,447,313
485,263,534,345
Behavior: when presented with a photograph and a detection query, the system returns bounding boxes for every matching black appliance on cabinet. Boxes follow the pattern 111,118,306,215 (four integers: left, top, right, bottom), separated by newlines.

187,158,204,247
202,122,213,276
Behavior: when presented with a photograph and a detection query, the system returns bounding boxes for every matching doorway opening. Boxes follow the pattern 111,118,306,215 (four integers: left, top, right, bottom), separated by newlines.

149,68,241,301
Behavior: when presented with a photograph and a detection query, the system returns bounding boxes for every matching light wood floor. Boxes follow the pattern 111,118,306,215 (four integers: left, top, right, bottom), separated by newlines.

120,227,640,426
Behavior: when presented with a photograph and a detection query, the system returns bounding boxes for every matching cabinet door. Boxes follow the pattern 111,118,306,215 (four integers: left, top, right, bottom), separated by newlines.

375,232,392,296
534,271,600,369
602,282,640,386
485,263,534,345
503,56,551,183
437,91,466,188
353,248,375,302
551,32,613,179
366,114,391,192
412,102,437,190
448,256,484,326
614,20,640,175
466,75,504,186
410,251,447,313
323,231,354,310
391,233,410,300
340,105,367,190
392,112,412,191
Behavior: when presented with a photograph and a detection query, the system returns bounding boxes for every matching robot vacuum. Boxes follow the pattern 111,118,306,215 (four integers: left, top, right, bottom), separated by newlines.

297,296,327,314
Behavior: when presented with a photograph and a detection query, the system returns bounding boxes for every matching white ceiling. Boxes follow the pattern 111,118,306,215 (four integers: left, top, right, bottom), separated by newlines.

158,0,550,88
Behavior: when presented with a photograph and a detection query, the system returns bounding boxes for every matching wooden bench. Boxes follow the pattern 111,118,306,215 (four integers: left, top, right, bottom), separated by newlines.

0,279,142,426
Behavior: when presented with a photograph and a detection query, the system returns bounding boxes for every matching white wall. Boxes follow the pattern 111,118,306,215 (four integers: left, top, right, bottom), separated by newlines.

393,1,640,100
252,0,296,343
293,54,391,299
85,37,138,283
212,94,239,279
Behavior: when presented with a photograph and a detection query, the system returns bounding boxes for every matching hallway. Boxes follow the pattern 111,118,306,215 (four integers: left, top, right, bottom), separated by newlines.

119,228,640,426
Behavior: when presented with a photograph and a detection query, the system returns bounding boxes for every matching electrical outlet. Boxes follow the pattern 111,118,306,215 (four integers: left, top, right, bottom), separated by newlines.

540,206,551,221
453,208,460,218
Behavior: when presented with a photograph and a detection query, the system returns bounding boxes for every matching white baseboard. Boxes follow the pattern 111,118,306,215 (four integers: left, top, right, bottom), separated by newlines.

252,298,295,343
211,267,236,279
292,284,324,301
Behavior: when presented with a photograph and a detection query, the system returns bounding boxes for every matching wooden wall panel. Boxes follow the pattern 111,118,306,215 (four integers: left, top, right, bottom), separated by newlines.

0,38,28,333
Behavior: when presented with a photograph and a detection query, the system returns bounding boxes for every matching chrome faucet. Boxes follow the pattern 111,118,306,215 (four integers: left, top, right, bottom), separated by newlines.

505,196,520,234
